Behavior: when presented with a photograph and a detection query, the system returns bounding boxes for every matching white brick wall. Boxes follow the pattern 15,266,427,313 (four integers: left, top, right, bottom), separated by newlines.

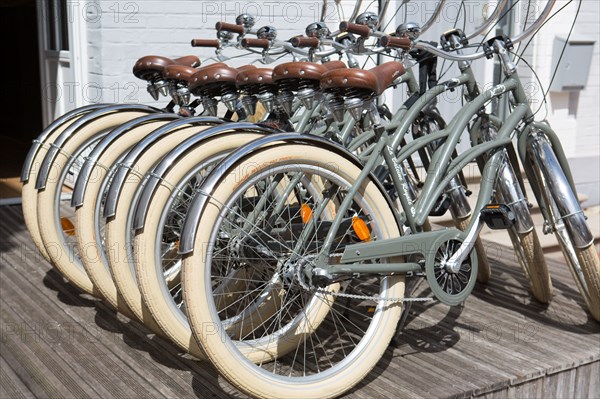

75,0,598,203
83,0,339,106
519,0,599,204
523,0,600,159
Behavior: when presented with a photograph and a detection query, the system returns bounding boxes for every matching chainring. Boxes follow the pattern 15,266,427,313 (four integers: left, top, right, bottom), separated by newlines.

425,232,478,306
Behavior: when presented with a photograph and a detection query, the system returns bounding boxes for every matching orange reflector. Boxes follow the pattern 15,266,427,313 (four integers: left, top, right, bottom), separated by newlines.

60,217,76,236
301,203,313,224
352,216,371,241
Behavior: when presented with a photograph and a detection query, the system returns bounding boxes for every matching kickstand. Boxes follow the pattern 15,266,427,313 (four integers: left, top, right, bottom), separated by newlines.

390,276,424,346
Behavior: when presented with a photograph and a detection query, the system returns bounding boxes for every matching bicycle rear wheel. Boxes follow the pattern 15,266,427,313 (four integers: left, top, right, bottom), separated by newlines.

22,113,90,263
74,119,174,314
105,125,214,333
183,144,405,398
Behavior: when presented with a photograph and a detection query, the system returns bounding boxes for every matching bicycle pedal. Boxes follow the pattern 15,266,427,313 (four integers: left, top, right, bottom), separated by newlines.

480,204,516,230
429,193,450,217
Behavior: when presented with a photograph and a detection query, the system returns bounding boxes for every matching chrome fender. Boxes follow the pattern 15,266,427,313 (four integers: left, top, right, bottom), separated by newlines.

21,103,109,183
103,116,223,218
132,122,278,231
35,104,160,190
527,132,593,248
176,132,398,255
71,113,182,207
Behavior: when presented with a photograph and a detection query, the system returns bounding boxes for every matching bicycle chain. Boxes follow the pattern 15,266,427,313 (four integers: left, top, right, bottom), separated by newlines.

313,288,434,303
312,253,434,303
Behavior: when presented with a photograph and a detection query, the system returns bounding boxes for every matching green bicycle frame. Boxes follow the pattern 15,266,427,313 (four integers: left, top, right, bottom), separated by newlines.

315,67,571,276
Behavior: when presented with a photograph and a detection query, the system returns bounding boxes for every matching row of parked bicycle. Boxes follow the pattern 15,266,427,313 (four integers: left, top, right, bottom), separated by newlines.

21,0,599,397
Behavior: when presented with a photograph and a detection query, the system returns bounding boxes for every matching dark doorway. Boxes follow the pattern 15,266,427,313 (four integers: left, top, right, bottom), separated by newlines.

0,0,43,199
0,0,43,196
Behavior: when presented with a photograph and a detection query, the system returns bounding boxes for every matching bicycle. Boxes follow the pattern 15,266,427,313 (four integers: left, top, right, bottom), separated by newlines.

174,2,598,397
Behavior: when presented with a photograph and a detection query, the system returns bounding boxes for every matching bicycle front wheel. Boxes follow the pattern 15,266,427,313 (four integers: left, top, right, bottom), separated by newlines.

528,133,599,320
37,111,152,295
183,144,405,398
508,228,553,303
134,132,264,358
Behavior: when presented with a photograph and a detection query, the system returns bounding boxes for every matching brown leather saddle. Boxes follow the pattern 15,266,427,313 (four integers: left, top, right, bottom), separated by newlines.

236,68,275,95
162,65,198,85
189,64,256,97
273,61,346,91
133,55,201,81
320,61,405,97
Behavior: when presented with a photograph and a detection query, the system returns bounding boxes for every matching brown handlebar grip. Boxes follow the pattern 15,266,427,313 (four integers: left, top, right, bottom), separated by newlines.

215,21,244,34
380,35,412,50
241,38,270,49
191,39,221,48
291,36,320,48
339,21,371,38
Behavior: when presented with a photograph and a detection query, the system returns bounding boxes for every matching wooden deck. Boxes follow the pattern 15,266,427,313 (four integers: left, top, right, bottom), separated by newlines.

1,204,599,398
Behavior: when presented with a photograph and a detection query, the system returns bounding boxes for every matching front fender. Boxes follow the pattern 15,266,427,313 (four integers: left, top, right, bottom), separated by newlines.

103,116,223,218
132,122,278,231
34,104,161,190
71,113,182,207
177,132,399,255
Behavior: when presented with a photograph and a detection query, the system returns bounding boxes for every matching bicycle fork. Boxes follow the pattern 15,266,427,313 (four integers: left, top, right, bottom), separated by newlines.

526,131,593,248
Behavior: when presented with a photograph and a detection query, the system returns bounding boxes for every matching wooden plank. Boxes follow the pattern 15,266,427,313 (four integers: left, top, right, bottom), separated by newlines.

0,259,237,399
0,357,36,399
1,205,599,399
0,310,96,398
553,368,576,398
0,280,157,399
1,255,157,399
574,361,600,398
507,377,543,398
0,210,239,399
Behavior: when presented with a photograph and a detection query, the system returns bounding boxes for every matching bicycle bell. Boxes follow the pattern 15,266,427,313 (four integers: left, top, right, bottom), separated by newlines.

235,14,256,29
217,30,235,42
257,26,278,41
356,11,379,28
396,22,421,40
305,22,330,39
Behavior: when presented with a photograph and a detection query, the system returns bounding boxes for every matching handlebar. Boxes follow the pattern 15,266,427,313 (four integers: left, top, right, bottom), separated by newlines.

291,36,320,49
208,0,556,65
465,0,508,40
339,21,371,38
411,0,556,62
346,0,363,24
420,0,447,34
191,39,221,48
215,21,244,35
380,35,412,50
240,38,270,49
511,0,555,44
375,0,394,29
